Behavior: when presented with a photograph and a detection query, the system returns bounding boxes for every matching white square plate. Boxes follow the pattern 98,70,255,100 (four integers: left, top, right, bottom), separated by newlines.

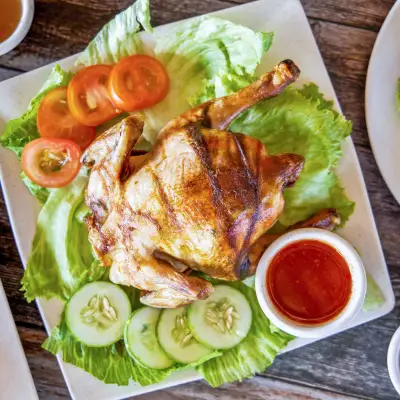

0,0,394,398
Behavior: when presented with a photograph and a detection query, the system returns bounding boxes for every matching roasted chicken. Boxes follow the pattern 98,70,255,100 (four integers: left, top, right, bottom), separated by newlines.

83,60,316,308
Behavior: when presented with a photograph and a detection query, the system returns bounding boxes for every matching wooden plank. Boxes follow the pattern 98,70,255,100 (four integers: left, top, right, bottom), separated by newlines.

2,0,394,73
0,67,21,82
302,0,396,32
136,376,365,400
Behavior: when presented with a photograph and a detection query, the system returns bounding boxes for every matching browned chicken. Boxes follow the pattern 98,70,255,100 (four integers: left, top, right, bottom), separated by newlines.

83,60,308,308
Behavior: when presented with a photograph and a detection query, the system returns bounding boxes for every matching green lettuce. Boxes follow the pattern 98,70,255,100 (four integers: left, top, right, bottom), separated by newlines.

76,0,152,67
22,174,96,302
0,65,73,158
143,18,273,142
363,273,385,312
197,282,292,386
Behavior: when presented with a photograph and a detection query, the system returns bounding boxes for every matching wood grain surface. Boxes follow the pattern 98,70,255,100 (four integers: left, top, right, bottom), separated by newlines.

0,0,399,399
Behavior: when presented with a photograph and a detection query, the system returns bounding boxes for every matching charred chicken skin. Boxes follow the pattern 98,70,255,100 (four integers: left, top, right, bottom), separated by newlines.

83,60,318,308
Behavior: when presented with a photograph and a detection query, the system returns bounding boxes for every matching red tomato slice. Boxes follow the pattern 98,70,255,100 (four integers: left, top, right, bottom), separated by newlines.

67,65,120,126
21,138,82,188
37,87,96,150
108,55,169,112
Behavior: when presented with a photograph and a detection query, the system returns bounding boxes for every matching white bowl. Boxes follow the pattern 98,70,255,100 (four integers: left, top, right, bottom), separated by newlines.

255,228,367,338
387,326,400,395
0,0,34,56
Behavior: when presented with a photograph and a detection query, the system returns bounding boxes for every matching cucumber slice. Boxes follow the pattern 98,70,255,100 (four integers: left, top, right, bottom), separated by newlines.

125,307,175,369
188,285,252,349
157,307,214,364
65,281,131,347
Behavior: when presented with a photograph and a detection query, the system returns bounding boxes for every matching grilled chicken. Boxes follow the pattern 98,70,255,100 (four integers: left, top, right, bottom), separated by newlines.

83,60,306,308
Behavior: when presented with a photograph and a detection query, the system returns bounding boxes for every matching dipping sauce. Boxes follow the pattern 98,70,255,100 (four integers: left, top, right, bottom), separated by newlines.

267,239,352,325
0,1,22,43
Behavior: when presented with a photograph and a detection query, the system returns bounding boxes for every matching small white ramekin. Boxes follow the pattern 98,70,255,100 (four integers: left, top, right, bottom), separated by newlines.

0,0,34,56
387,326,400,395
255,228,367,338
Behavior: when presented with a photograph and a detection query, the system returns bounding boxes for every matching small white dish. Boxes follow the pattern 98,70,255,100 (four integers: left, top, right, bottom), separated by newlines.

255,228,367,338
387,326,400,395
0,0,34,56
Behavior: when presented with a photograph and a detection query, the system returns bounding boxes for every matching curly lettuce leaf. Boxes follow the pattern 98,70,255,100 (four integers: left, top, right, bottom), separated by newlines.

43,306,220,386
0,65,73,158
142,18,273,142
76,0,152,67
21,174,97,302
197,281,292,386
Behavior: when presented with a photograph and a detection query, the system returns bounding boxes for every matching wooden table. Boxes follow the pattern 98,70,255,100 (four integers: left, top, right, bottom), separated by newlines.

0,0,399,398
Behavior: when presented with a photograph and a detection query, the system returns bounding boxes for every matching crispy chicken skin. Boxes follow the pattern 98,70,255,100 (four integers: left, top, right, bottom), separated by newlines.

83,60,306,308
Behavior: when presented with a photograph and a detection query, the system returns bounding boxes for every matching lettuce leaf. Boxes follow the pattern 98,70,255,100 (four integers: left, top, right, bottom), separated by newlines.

363,273,385,312
143,18,273,142
43,304,220,386
0,65,73,158
76,0,152,67
197,282,292,386
22,174,96,302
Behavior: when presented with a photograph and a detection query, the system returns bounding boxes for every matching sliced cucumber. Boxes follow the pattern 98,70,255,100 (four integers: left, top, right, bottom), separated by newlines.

125,307,175,369
188,285,252,350
157,306,214,364
65,281,131,347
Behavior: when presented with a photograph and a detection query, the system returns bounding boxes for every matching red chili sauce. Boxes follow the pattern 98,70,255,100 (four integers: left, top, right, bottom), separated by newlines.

267,240,352,325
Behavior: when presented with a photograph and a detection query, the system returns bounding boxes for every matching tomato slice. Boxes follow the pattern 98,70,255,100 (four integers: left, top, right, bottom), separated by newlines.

67,65,120,126
108,55,169,112
37,87,96,150
21,138,82,188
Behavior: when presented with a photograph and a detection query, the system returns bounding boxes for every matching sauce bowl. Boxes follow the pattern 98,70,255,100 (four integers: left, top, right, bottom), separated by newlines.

0,0,34,56
255,228,367,338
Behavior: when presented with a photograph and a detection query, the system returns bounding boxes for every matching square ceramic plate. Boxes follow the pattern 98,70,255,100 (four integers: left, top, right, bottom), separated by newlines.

0,0,395,398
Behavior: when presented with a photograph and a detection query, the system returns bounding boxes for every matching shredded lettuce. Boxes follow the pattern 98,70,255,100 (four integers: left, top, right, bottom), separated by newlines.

76,0,152,67
21,174,97,302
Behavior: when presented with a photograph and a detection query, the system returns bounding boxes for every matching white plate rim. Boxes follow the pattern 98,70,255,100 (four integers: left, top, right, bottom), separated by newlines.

365,0,400,204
